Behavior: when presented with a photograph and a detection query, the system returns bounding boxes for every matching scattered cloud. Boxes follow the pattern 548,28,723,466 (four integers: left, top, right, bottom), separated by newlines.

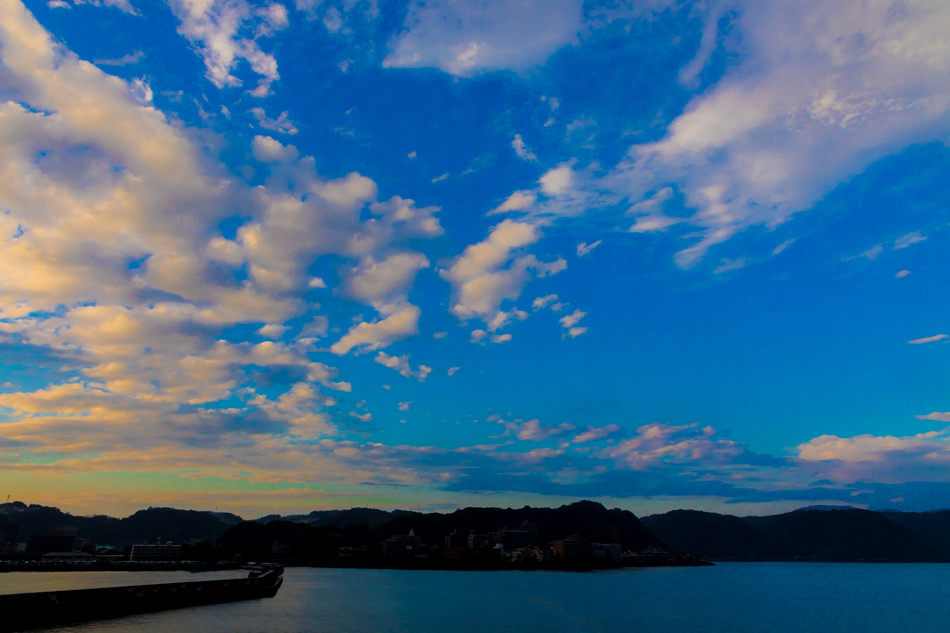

512,134,537,161
908,334,948,345
576,240,602,257
383,0,583,76
250,107,299,135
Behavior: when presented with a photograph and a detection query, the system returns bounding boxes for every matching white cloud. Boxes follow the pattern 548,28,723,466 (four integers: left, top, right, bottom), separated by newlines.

576,240,601,257
373,352,431,381
605,0,950,268
712,258,747,275
331,305,422,355
251,135,298,162
559,309,585,329
489,190,537,215
249,107,299,135
382,0,583,77
398,401,411,411
168,0,286,95
917,412,950,422
908,334,948,345
447,366,459,376
539,164,574,196
894,231,927,249
441,219,565,327
512,134,537,161
565,326,587,338
344,252,430,306
532,294,558,311
501,418,576,441
572,424,621,444
895,270,911,278
95,50,145,66
772,238,795,255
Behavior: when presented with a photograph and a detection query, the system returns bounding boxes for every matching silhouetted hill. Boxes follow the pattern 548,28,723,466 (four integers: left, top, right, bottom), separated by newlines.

882,510,950,558
375,500,660,551
0,503,233,547
644,508,946,561
641,510,770,559
748,509,940,561
257,507,408,528
219,501,661,563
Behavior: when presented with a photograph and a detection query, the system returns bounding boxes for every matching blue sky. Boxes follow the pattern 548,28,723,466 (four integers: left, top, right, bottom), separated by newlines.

1,0,949,517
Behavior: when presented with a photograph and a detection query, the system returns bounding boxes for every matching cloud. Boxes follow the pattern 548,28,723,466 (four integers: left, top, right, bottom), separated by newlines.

331,305,422,355
441,219,565,327
168,0,287,95
601,0,950,268
382,0,583,76
249,107,299,135
373,352,432,381
772,239,795,255
712,258,747,274
565,326,587,338
489,190,537,215
576,240,601,257
512,134,537,161
532,294,558,311
572,424,621,444
559,309,585,329
398,401,411,411
50,0,135,11
499,418,576,441
896,270,911,278
539,164,574,196
894,231,927,250
796,428,950,483
908,334,948,345
447,367,459,376
251,135,298,162
343,252,430,306
94,50,145,66
917,412,950,422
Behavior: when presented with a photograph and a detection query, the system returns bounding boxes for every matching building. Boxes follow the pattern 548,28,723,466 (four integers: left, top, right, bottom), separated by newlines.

26,534,77,555
592,542,622,562
444,529,467,549
553,534,592,560
495,521,538,550
130,540,182,561
383,529,422,556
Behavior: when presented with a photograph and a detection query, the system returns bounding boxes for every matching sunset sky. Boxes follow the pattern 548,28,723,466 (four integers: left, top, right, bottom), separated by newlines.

1,0,949,518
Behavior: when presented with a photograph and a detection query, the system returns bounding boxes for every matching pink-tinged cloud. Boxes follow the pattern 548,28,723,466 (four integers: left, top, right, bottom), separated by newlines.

917,412,950,422
907,334,948,344
572,424,621,444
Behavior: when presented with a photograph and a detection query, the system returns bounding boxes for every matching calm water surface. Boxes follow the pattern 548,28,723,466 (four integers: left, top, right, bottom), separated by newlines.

3,563,949,633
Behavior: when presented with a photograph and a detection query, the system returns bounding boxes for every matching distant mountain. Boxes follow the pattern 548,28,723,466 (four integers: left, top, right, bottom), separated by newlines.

882,510,950,558
640,510,770,560
221,500,662,561
376,500,660,552
0,502,234,547
644,508,946,562
256,507,409,528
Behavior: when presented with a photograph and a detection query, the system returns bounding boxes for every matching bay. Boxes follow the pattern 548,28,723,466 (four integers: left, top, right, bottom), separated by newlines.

3,563,950,633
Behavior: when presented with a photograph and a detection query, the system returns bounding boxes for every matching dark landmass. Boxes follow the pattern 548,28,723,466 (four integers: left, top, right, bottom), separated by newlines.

642,507,950,562
0,502,234,548
6,500,950,566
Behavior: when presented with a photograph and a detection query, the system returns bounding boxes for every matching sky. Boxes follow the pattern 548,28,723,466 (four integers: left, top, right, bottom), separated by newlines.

1,0,949,519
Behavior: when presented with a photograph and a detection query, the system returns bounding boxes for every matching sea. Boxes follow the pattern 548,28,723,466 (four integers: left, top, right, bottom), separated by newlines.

2,563,949,633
